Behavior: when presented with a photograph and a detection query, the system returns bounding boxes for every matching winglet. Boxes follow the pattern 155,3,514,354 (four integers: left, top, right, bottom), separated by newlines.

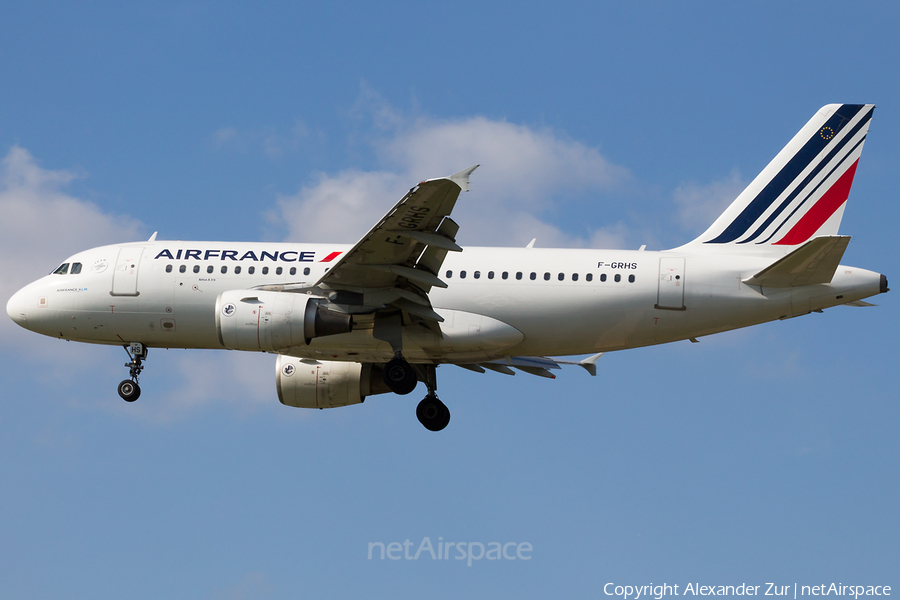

578,353,604,377
148,231,158,242
449,164,479,192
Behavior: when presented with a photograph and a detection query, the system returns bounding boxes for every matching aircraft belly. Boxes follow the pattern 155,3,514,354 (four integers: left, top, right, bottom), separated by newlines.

435,284,646,355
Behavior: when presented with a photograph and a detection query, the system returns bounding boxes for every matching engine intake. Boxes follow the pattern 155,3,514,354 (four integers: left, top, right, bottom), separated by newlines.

276,356,391,409
216,290,351,351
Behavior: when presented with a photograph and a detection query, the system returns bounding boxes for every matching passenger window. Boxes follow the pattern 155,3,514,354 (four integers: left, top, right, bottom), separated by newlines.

248,266,255,274
488,271,494,279
446,270,452,278
600,273,607,282
474,271,480,279
276,267,283,275
628,274,635,283
290,267,296,276
586,273,593,282
303,267,310,275
460,270,467,279
221,266,228,274
614,274,621,282
530,272,536,280
179,265,186,273
71,263,83,274
572,273,579,281
53,263,69,275
516,272,523,280
558,273,564,281
502,272,509,280
193,265,200,274
235,266,242,274
262,267,269,275
207,265,214,274
543,272,550,281
165,265,172,273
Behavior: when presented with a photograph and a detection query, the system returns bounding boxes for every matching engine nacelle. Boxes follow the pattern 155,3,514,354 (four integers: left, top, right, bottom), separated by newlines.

215,290,351,351
276,356,391,409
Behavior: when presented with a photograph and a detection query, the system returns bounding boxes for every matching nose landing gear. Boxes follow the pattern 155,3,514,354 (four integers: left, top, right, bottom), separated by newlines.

118,342,147,402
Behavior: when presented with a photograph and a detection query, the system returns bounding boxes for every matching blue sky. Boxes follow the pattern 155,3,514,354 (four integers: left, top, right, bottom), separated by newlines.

1,2,898,598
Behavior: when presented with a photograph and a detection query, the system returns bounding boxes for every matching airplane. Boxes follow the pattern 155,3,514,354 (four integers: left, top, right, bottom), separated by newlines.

6,104,888,431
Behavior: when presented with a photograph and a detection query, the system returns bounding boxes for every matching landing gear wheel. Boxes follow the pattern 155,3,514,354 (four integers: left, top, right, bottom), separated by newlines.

119,343,147,403
118,379,141,402
417,395,450,432
383,357,418,395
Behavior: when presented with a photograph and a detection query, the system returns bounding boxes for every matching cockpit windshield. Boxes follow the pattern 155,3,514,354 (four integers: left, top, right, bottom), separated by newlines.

51,262,82,275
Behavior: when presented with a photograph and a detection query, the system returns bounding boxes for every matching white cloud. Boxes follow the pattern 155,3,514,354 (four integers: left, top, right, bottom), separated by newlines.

275,169,405,243
0,146,145,353
672,168,746,235
0,148,281,422
101,350,279,423
275,101,631,248
0,147,144,291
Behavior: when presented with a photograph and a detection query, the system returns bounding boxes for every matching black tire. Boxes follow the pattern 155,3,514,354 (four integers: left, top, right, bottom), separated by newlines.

382,358,418,395
417,396,450,432
118,380,141,402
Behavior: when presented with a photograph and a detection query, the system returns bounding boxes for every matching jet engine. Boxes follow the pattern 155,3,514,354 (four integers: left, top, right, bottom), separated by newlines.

215,290,351,351
275,356,392,409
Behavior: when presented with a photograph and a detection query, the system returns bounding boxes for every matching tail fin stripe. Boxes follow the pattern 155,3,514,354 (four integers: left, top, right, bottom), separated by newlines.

755,134,866,244
739,111,872,244
772,159,859,245
704,104,867,244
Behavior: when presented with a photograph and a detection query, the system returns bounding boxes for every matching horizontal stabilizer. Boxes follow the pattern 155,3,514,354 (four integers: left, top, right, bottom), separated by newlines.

843,300,876,307
743,236,850,287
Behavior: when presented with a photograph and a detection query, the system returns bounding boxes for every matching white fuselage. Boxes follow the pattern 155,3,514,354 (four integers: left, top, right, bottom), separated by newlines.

6,241,884,363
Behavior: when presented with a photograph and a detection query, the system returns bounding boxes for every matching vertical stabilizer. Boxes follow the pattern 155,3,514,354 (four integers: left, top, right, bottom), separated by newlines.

683,104,874,253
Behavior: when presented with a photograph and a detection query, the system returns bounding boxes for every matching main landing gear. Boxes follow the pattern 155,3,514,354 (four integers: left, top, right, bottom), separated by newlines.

382,354,418,395
118,342,147,403
416,393,450,432
381,355,451,432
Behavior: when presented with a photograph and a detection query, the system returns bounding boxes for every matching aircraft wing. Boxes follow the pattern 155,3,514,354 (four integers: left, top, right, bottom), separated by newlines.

457,353,604,378
311,165,478,322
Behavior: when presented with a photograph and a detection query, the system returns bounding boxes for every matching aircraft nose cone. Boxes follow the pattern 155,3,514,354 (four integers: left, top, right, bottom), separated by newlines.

6,288,27,327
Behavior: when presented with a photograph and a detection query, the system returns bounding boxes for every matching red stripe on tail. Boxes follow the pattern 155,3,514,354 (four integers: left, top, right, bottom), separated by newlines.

774,159,859,246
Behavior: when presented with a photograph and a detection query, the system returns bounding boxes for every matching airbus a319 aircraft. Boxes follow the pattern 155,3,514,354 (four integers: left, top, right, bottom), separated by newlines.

6,104,888,431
